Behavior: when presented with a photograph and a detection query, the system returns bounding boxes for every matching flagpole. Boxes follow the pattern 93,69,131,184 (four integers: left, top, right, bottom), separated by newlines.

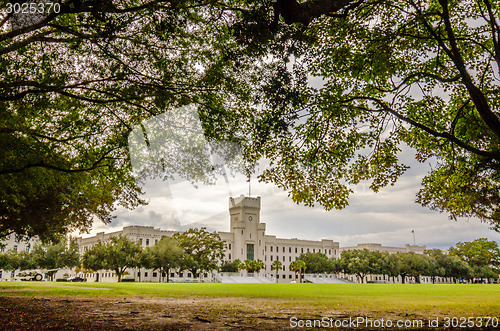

247,174,251,197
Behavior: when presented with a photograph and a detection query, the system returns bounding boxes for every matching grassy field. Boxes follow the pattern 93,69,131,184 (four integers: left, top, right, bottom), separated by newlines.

1,282,499,317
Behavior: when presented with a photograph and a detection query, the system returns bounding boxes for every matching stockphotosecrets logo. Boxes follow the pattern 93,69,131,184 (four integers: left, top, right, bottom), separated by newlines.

128,104,248,226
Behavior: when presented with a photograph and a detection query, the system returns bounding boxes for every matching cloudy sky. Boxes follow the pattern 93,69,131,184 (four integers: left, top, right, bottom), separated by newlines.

80,109,500,250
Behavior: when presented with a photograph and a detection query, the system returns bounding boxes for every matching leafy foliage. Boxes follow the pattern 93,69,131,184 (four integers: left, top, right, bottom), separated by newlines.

174,227,225,278
271,259,282,282
244,259,264,273
142,236,184,282
219,0,500,230
0,0,250,240
297,252,335,274
220,259,244,272
337,249,385,283
449,238,500,278
289,259,306,282
82,235,141,281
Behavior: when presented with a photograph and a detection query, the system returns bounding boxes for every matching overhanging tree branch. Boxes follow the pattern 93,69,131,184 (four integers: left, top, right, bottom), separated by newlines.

346,96,500,160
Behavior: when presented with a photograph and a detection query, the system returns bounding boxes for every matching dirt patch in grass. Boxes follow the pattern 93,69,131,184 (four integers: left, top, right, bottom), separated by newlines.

0,295,476,330
0,295,293,330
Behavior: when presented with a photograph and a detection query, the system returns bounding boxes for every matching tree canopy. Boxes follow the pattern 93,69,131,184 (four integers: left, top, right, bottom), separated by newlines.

297,252,335,274
82,235,141,281
0,0,248,240
221,0,500,230
174,227,225,278
448,238,500,277
2,0,500,239
142,235,184,282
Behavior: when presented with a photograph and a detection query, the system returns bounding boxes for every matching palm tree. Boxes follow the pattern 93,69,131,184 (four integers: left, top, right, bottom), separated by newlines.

271,260,282,283
289,260,307,283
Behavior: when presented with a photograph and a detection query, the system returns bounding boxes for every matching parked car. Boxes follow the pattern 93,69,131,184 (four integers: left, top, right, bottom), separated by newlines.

67,276,86,282
15,271,43,281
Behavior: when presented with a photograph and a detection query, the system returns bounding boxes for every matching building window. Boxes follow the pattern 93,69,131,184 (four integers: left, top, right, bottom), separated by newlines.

13,245,17,252
188,273,192,278
276,246,278,252
270,255,273,261
139,238,143,246
229,243,231,249
301,248,303,253
247,244,254,260
289,247,291,253
265,246,267,252
153,272,157,278
289,275,292,279
313,248,315,253
283,247,285,253
179,272,183,277
229,253,231,260
241,230,244,235
145,272,148,277
241,248,244,254
282,266,286,271
250,234,251,239
289,256,291,262
171,273,175,278
270,246,273,252
307,248,309,253
265,255,267,261
283,256,285,262
295,247,298,253
155,239,158,244
259,240,261,246
146,239,149,246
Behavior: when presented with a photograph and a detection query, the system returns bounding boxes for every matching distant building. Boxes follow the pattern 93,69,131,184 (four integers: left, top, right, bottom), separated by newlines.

1,195,431,283
76,195,340,283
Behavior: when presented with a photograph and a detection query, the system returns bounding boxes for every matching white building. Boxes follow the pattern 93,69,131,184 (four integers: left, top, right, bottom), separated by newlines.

76,195,339,283
1,195,431,283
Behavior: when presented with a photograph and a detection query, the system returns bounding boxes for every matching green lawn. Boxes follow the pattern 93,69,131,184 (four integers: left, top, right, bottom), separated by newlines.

1,282,499,318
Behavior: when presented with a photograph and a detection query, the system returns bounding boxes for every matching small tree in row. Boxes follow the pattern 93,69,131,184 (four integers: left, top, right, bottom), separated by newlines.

82,236,142,282
0,237,79,280
271,260,282,283
141,236,184,283
289,260,307,283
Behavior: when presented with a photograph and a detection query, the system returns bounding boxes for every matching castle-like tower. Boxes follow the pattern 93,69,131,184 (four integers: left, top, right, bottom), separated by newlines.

228,195,266,262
